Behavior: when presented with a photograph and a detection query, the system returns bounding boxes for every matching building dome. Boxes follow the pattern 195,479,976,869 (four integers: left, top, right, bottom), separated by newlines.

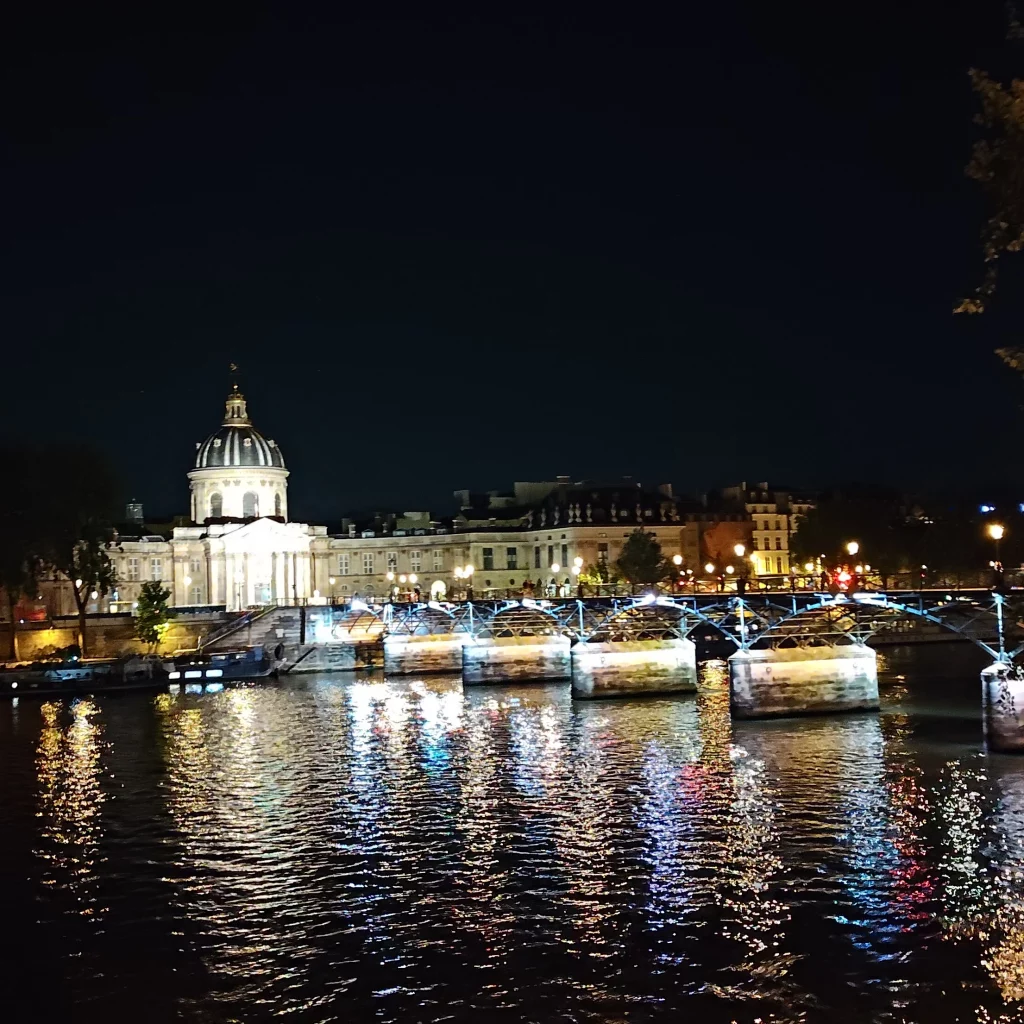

194,387,285,470
188,383,290,523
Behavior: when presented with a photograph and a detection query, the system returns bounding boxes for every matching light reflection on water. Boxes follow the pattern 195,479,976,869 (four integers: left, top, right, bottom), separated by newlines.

6,649,1024,1021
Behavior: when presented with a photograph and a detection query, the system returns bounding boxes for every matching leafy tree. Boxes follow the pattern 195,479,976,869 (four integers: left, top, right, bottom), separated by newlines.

0,446,41,661
135,580,171,652
701,521,750,569
790,487,910,583
33,445,120,657
956,35,1024,383
614,529,670,589
578,560,620,593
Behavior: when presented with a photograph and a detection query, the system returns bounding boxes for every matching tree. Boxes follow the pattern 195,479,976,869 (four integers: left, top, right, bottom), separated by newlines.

701,521,750,570
956,63,1024,315
135,580,171,652
790,487,909,583
0,446,41,662
614,529,670,589
33,445,120,658
578,560,620,594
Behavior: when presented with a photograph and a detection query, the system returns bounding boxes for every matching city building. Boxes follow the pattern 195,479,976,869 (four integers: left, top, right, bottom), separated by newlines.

37,385,765,617
718,482,816,576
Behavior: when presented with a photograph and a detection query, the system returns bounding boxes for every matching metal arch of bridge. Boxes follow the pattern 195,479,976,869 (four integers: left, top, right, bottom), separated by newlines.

604,590,1020,663
361,589,1019,662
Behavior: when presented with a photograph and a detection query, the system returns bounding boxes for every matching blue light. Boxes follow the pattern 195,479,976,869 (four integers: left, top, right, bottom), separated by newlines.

981,504,996,514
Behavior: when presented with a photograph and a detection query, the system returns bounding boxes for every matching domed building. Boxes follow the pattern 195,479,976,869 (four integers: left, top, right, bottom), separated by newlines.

189,383,289,522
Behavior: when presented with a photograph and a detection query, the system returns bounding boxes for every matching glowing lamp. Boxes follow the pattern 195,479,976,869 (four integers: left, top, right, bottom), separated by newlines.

989,523,1006,541
672,554,683,566
704,563,715,574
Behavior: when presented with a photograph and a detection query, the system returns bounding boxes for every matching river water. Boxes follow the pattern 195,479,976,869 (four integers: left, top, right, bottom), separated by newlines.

3,645,1024,1023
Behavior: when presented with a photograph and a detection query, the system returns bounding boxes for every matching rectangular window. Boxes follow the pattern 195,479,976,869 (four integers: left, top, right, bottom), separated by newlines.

597,543,609,563
432,549,443,572
774,537,781,550
363,552,374,575
189,557,201,575
409,550,422,572
127,557,139,581
776,557,783,574
482,547,494,571
191,584,203,604
534,546,541,569
150,558,162,581
386,551,398,572
506,547,517,570
547,545,554,568
561,544,568,569
338,553,350,575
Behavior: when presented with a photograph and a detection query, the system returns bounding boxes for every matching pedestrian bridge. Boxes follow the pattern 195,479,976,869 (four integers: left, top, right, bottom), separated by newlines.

294,589,1024,751
364,589,1021,660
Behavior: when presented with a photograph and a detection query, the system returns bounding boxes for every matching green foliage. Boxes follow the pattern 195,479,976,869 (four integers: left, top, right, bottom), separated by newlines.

614,529,671,586
578,561,619,589
956,68,1024,315
0,442,119,656
135,580,171,650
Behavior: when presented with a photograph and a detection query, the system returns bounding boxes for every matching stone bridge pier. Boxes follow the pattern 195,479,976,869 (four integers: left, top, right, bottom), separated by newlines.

728,643,879,719
981,662,1024,753
570,602,697,699
571,638,697,699
461,606,571,685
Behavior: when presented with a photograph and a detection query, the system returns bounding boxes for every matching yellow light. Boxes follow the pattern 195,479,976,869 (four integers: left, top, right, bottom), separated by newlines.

386,571,395,581
725,565,734,574
409,573,418,584
399,574,407,584
464,564,474,575
733,543,745,558
571,565,581,576
846,541,859,556
329,576,336,585
573,556,583,567
550,563,560,573
854,564,863,573
803,562,814,572
184,575,192,587
672,554,683,565
989,523,1006,541
704,563,715,574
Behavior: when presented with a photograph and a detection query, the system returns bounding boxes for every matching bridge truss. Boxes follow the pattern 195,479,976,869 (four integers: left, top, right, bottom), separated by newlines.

362,589,1024,663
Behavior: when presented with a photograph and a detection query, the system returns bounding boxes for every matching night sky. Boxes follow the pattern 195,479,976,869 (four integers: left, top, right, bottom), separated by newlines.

3,2,1021,522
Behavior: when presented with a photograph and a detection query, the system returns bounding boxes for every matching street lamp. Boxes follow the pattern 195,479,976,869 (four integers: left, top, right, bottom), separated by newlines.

733,544,745,558
846,541,860,557
672,554,683,566
704,562,715,575
989,523,1006,577
551,562,560,573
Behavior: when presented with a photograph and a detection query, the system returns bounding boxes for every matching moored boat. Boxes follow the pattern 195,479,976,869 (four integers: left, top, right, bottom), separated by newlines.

165,644,279,684
0,656,168,699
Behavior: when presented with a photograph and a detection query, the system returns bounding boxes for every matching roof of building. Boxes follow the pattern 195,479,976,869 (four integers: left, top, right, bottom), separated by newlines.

193,386,285,470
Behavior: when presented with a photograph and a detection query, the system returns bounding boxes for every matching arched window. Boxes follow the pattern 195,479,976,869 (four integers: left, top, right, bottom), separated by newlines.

209,493,223,518
242,491,258,518
274,492,282,517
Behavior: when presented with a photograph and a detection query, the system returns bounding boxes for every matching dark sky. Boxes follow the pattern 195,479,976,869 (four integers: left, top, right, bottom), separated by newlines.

2,2,1021,521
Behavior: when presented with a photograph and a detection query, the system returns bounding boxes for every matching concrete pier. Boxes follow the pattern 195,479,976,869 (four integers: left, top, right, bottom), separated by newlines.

571,639,698,699
383,634,466,675
729,643,879,719
462,636,571,685
981,662,1024,753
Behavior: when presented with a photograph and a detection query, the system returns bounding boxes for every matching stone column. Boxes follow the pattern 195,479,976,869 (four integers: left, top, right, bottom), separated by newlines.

226,553,236,611
284,553,292,605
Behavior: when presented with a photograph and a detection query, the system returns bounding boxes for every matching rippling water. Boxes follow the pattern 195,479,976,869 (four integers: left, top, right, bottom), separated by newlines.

4,645,1024,1023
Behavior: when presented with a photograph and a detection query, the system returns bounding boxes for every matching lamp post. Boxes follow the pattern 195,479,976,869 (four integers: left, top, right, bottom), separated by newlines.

989,523,1006,590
